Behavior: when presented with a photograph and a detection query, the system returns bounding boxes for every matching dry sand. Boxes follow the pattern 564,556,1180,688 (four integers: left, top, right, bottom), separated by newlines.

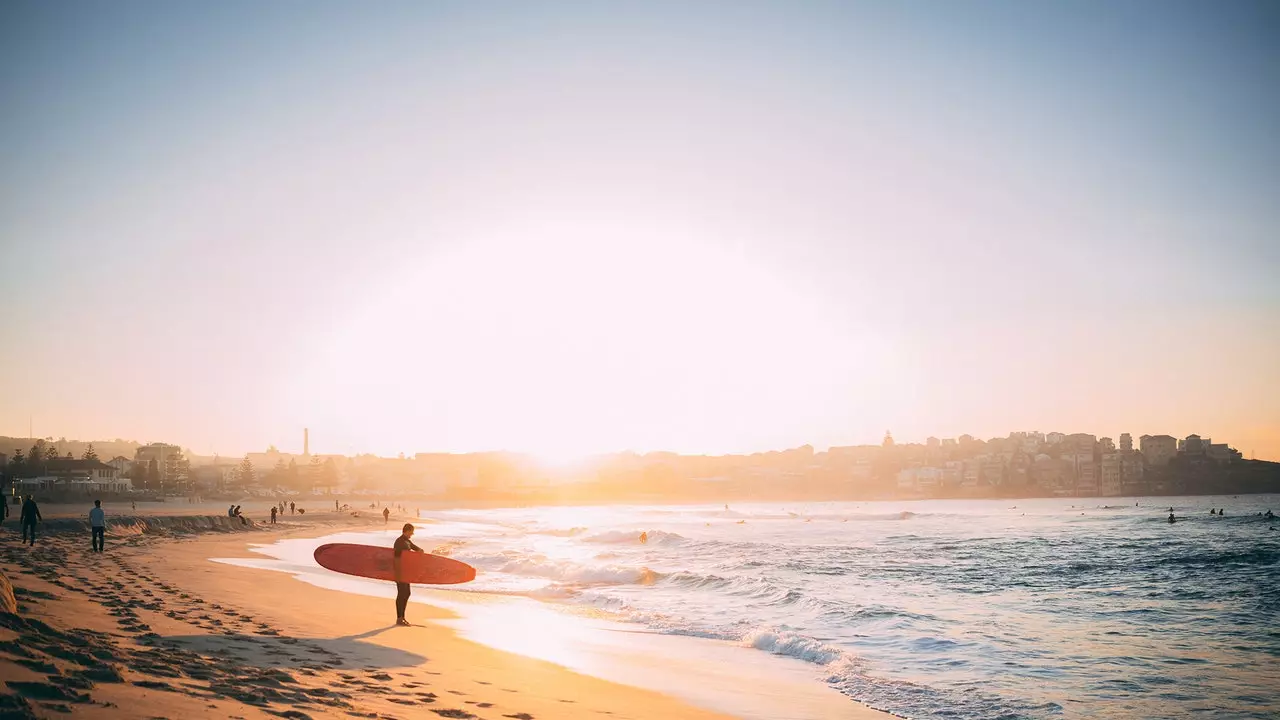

0,505,892,720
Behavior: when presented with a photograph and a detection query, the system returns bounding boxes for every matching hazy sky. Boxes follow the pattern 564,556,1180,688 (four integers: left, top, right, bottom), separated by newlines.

2,1,1277,460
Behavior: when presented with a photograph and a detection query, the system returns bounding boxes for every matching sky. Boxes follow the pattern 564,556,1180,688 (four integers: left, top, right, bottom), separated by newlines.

1,1,1277,460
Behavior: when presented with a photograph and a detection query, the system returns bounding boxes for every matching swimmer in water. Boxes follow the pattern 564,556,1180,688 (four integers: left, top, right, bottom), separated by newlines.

1168,513,1176,523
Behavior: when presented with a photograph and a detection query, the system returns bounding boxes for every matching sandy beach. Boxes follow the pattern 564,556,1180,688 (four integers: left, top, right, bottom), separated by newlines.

0,501,889,720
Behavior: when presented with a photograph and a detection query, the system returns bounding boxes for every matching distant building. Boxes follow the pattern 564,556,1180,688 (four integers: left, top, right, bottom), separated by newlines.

1181,434,1205,455
1100,453,1123,496
1099,437,1115,453
41,458,130,493
897,466,943,493
926,437,940,449
1067,433,1097,454
1119,433,1133,453
1140,435,1177,467
1032,455,1070,495
1206,443,1242,462
1074,454,1099,496
135,443,181,468
941,438,957,447
1011,431,1044,453
1046,432,1065,445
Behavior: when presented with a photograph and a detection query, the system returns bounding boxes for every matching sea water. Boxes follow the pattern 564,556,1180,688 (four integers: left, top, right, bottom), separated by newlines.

407,497,1279,719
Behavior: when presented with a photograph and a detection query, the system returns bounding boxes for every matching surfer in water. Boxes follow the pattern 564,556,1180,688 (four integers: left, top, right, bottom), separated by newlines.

393,523,425,626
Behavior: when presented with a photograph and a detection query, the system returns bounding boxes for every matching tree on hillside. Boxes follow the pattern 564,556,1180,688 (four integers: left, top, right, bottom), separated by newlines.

44,444,60,461
320,458,339,493
268,458,288,487
309,454,321,475
128,462,148,488
82,444,98,461
28,441,45,472
238,456,256,487
65,451,73,459
5,449,25,483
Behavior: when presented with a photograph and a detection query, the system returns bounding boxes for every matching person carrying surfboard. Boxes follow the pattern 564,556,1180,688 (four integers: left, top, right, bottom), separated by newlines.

393,523,425,626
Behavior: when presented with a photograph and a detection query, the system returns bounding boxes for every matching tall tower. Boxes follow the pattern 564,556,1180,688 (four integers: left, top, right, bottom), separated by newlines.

304,428,310,457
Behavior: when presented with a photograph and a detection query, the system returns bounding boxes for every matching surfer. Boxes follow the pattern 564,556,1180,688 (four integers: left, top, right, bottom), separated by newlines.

639,532,648,544
393,523,425,626
1265,510,1274,520
1168,513,1176,524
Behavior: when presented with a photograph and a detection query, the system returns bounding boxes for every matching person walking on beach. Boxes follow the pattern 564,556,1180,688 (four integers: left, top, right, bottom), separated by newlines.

383,507,390,524
20,495,41,546
393,523,424,626
290,501,296,515
270,506,277,524
1,496,8,525
90,499,106,552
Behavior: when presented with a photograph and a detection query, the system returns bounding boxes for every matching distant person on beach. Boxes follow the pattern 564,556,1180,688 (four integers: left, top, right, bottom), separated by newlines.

383,507,390,524
90,500,106,552
393,523,424,626
20,495,41,546
1,496,7,524
290,501,295,515
270,506,277,524
228,504,235,518
335,499,340,512
131,500,136,512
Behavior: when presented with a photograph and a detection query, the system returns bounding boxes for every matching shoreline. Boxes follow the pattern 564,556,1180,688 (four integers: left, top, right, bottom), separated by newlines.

0,509,890,719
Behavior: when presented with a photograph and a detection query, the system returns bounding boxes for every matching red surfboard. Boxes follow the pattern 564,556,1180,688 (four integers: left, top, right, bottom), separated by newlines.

313,543,476,585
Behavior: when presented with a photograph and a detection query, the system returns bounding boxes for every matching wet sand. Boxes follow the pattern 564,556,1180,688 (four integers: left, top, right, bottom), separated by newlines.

0,505,889,719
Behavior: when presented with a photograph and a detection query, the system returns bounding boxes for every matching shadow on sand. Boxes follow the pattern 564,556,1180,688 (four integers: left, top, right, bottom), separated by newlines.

154,628,426,670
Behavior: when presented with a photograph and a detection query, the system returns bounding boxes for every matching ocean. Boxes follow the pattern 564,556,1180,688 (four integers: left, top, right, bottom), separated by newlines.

225,496,1280,719
418,497,1280,719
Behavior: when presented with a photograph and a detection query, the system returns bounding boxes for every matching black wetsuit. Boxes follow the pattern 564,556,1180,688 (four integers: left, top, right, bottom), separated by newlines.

20,499,41,546
392,534,423,620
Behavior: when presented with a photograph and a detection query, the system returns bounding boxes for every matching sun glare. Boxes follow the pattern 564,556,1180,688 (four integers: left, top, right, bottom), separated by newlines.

285,230,897,456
